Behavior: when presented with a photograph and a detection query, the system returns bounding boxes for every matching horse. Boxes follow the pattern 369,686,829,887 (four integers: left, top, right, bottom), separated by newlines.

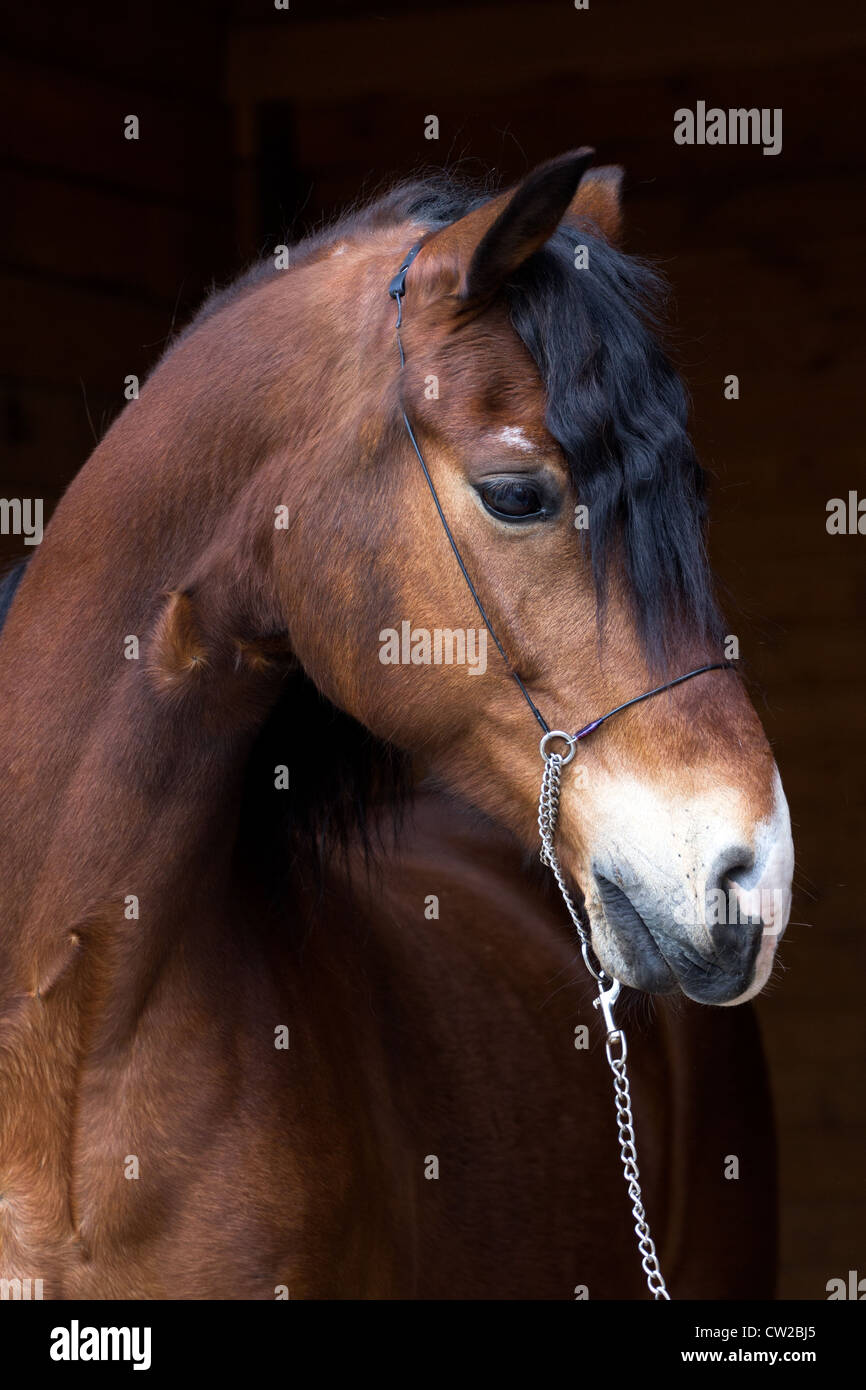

0,150,793,1300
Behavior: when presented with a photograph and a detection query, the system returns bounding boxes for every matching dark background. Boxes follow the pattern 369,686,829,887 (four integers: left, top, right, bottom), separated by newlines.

1,0,863,1298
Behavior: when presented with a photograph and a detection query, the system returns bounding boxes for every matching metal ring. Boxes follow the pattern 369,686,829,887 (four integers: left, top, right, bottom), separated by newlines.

539,730,577,765
605,1031,628,1067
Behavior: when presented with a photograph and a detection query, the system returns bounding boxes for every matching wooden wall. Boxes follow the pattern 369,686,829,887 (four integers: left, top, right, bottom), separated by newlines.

2,0,863,1299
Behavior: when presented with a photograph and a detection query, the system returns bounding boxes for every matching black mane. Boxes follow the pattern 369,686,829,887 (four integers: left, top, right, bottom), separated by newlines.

506,226,721,663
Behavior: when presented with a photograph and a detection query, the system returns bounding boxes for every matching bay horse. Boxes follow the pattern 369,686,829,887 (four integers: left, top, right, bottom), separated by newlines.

0,150,793,1300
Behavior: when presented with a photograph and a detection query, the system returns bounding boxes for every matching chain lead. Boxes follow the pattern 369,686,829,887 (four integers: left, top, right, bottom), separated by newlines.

537,746,671,1301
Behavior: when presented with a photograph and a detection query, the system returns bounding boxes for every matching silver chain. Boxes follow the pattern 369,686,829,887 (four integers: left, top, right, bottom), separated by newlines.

537,735,671,1301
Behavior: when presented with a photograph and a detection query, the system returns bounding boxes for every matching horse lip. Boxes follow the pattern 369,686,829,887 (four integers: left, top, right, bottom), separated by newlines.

593,873,678,993
643,918,763,1004
593,871,761,1002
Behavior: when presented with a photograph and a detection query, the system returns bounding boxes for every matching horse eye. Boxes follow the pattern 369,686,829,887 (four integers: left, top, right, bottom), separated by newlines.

478,478,549,522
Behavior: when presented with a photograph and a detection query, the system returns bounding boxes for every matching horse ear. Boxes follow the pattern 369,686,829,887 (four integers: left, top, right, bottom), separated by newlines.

567,165,624,244
426,149,595,306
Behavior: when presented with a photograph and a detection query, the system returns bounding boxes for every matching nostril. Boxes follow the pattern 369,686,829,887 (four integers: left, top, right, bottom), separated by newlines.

706,847,762,932
723,862,754,890
706,846,765,970
712,846,758,894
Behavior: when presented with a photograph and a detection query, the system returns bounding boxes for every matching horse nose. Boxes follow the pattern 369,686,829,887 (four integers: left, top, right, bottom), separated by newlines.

586,773,793,1003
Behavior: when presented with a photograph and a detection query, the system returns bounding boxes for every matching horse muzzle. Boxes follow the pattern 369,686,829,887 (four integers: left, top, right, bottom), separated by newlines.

583,776,794,1005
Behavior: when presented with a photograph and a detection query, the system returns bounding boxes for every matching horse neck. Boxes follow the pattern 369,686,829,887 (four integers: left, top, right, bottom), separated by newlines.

0,231,407,975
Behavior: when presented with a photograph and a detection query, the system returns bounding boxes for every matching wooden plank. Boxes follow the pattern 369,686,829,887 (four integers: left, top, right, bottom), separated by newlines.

0,380,116,493
228,3,866,103
0,55,232,207
4,0,224,94
5,168,200,298
0,274,176,387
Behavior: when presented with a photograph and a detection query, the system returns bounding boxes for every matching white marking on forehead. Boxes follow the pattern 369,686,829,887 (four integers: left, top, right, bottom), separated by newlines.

331,243,347,256
497,426,535,452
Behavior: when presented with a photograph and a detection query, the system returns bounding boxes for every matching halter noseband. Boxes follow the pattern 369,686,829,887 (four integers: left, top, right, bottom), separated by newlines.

389,240,734,743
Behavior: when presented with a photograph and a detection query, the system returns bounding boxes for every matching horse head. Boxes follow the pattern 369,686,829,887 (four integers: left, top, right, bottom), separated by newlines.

257,150,792,1004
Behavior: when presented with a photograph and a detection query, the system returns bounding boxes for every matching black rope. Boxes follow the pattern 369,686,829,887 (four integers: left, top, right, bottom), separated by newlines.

573,662,734,741
397,404,551,734
391,242,550,735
